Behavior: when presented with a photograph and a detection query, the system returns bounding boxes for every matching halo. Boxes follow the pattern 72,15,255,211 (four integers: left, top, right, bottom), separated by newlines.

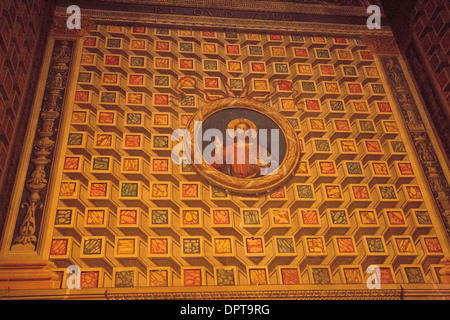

227,118,258,139
227,118,257,131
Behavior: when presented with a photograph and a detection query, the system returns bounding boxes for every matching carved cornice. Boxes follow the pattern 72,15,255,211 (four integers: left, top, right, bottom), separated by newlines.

54,7,392,37
64,0,380,16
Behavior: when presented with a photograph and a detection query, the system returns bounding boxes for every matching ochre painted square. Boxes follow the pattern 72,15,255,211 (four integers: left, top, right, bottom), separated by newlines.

183,269,202,286
149,238,169,255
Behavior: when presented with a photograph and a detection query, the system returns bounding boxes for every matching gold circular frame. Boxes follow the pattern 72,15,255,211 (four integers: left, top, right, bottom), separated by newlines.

186,98,300,194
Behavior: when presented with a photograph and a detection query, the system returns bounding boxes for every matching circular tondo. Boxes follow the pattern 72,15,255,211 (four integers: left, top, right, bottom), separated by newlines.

185,98,300,194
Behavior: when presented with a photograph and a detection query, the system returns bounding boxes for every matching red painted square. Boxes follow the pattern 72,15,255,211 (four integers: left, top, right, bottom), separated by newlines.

124,135,141,148
104,55,120,66
154,94,169,105
184,269,202,286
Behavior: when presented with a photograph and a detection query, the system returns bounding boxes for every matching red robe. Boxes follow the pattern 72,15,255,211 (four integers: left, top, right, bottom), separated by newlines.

211,142,261,178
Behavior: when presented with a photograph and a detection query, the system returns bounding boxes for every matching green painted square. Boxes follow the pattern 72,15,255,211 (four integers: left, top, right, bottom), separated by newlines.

182,238,201,254
68,133,83,146
179,42,193,52
391,141,406,153
181,163,195,173
154,75,169,86
78,72,92,83
216,269,235,286
106,38,121,48
204,60,218,70
225,31,238,39
415,211,432,225
404,267,425,283
301,81,316,92
115,270,135,287
311,268,331,284
243,210,260,225
151,209,169,225
260,100,271,107
343,66,357,76
155,28,170,35
100,92,117,103
366,238,385,253
55,209,73,225
291,35,304,42
121,183,139,197
346,162,363,175
275,63,289,73
372,84,385,94
130,56,145,67
276,238,295,254
230,79,244,90
314,140,331,152
379,186,397,199
180,95,195,106
359,120,375,132
211,186,228,198
83,238,102,255
249,46,262,55
92,157,110,171
153,136,169,148
296,185,314,199
316,49,330,59
126,113,142,125
288,118,300,130
329,100,344,111
330,210,348,225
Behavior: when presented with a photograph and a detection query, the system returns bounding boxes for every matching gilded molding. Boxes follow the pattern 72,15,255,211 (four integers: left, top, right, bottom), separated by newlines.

106,289,402,300
11,41,74,249
380,56,450,239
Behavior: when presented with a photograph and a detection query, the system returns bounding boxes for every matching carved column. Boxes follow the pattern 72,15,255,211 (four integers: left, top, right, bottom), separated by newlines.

0,15,90,290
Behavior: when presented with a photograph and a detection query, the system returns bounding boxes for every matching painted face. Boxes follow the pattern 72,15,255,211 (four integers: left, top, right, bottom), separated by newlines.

235,123,250,132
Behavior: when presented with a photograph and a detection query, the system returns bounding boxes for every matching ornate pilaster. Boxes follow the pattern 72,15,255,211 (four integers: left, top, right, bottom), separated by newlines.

0,39,75,289
0,12,82,286
11,40,74,251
